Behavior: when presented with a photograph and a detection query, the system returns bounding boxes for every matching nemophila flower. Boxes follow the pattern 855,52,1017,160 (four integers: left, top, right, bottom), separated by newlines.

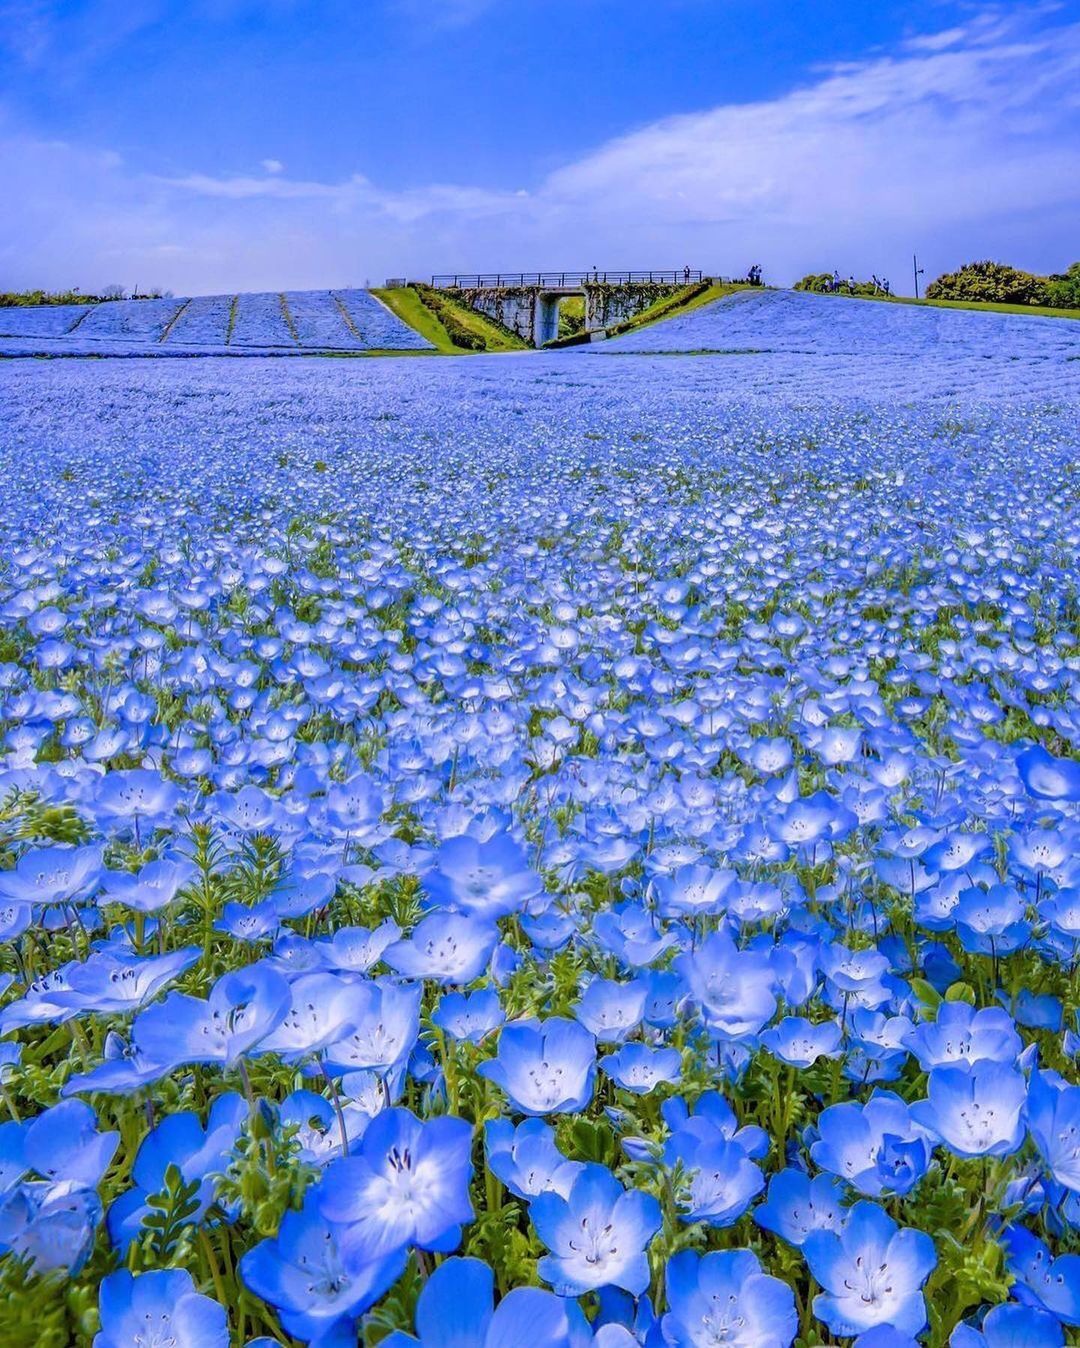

954,884,1030,956
93,1269,228,1348
94,769,183,833
593,900,679,967
107,1094,246,1251
478,1017,597,1115
651,863,734,919
52,946,201,1016
662,1248,798,1348
0,1181,102,1273
319,774,386,843
951,1303,1064,1348
133,964,291,1072
674,931,776,1040
62,1029,167,1096
601,1042,681,1094
485,1118,583,1200
661,1092,770,1160
754,1168,846,1247
903,1001,1022,1073
803,1201,937,1337
820,943,891,996
240,1192,406,1345
280,1089,374,1166
1002,1225,1080,1325
316,920,401,974
320,978,421,1075
576,978,647,1043
99,857,195,913
911,1063,1027,1159
531,1162,661,1296
667,1133,764,1227
0,843,103,906
23,1099,119,1189
210,784,285,834
922,830,993,873
1026,1070,1080,1192
760,1015,842,1067
423,830,541,919
258,972,371,1059
1017,745,1080,802
216,898,281,942
810,1092,932,1197
319,1106,473,1258
433,988,504,1043
383,911,498,984
379,1255,593,1348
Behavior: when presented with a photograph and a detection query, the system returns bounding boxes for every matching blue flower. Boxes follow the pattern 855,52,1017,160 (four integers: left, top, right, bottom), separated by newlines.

383,912,498,984
754,1168,847,1247
902,1001,1021,1073
318,1106,473,1258
107,1094,246,1252
478,1017,597,1115
433,988,504,1043
133,964,291,1073
911,1063,1027,1159
0,844,103,906
674,931,776,1040
379,1256,593,1348
241,1192,405,1345
950,1303,1064,1348
811,1092,932,1197
423,830,542,919
575,978,647,1043
662,1248,797,1348
601,1042,681,1095
1026,1070,1080,1193
1002,1224,1080,1326
803,1201,937,1337
485,1118,583,1200
1017,745,1080,802
531,1163,661,1296
760,1015,842,1067
94,1269,228,1348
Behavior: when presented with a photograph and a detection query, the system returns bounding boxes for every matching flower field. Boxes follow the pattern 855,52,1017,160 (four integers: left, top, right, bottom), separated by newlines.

1,295,1080,1347
0,290,432,354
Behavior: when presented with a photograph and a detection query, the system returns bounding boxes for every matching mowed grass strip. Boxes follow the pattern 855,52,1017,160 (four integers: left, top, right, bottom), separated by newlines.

372,286,527,353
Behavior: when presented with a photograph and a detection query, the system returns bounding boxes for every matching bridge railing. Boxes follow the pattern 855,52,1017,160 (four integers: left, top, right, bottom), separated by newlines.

430,270,704,289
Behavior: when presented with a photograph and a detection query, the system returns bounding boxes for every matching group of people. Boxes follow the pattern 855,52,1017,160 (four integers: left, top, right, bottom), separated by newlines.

826,270,892,296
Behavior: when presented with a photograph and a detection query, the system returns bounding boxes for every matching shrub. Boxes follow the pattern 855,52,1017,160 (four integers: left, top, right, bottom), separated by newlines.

1046,263,1080,310
925,261,1049,306
413,284,487,351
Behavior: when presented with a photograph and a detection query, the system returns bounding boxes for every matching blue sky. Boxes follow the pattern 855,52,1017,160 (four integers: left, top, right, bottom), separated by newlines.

1,0,1079,294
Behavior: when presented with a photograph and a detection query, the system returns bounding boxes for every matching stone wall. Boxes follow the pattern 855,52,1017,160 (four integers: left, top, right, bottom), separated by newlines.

454,282,686,346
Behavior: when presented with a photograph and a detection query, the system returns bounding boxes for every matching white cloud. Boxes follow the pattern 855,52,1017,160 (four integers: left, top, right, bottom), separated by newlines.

3,9,1079,294
261,158,284,175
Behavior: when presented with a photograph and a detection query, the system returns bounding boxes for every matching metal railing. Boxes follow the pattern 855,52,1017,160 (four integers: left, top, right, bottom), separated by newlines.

431,270,704,289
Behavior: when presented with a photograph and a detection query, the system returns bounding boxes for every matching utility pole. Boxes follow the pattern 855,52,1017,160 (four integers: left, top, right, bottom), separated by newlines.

913,254,925,300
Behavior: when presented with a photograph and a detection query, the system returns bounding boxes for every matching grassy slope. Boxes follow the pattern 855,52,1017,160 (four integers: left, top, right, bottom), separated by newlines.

610,282,755,337
859,293,1080,321
372,286,527,353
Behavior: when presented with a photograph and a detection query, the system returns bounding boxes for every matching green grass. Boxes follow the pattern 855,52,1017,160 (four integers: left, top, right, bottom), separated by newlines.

859,293,1080,321
371,286,527,353
608,282,756,337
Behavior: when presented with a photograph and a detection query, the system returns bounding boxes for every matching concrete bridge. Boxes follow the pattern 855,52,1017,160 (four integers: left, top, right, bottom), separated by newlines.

430,270,705,347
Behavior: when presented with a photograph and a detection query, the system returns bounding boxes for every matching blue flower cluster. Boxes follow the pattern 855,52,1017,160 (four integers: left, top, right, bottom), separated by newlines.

0,288,431,353
0,310,1078,1346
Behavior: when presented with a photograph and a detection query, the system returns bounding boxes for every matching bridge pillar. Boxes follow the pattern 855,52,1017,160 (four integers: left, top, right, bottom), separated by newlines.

534,294,562,348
